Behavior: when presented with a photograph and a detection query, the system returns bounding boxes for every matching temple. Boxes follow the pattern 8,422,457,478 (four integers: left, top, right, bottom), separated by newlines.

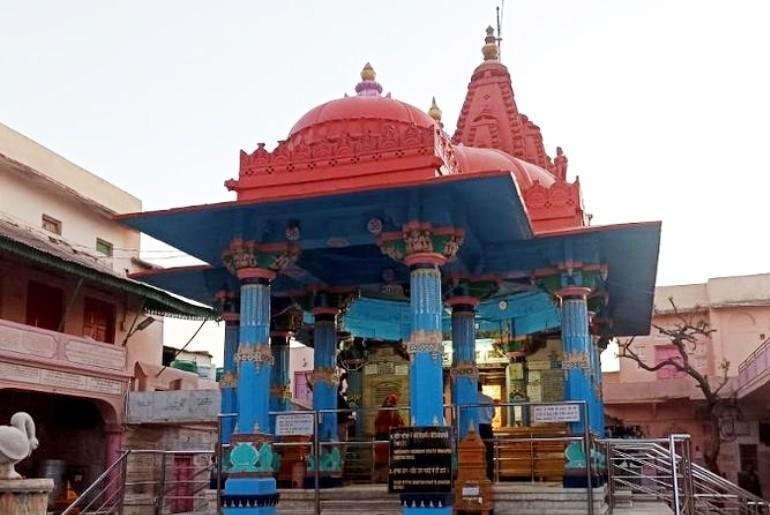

117,28,660,514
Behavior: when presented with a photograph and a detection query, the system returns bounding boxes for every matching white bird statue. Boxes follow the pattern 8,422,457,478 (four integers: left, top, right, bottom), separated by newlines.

0,412,39,480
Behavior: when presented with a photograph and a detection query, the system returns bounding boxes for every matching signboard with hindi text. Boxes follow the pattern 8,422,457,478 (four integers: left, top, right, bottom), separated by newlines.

275,413,315,436
532,403,581,423
388,426,453,493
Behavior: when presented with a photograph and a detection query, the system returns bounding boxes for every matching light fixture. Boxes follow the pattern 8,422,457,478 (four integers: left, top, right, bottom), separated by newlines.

136,316,156,332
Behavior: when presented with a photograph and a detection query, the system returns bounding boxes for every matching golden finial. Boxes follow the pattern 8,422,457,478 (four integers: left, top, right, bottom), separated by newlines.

482,25,499,61
428,97,442,122
361,62,376,81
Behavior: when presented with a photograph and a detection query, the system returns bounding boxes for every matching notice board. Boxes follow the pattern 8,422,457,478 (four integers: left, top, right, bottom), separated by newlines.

388,426,453,493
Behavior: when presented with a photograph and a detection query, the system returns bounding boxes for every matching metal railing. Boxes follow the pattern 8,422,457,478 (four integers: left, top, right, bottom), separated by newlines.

216,401,599,515
603,434,768,514
217,406,417,515
62,449,216,515
61,450,130,515
737,336,770,392
67,401,770,515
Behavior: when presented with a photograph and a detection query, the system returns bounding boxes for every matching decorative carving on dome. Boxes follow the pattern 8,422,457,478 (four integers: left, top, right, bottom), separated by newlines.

522,179,584,232
231,120,459,187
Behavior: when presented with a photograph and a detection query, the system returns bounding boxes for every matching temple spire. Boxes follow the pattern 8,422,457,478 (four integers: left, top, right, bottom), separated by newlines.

355,62,383,97
482,25,499,61
361,62,375,81
427,97,442,122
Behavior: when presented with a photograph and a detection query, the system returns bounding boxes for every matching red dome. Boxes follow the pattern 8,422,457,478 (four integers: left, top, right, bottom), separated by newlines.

289,96,436,137
454,145,556,189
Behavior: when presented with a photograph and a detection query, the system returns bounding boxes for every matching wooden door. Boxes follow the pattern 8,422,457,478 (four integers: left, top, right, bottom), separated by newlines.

82,297,115,343
169,455,193,512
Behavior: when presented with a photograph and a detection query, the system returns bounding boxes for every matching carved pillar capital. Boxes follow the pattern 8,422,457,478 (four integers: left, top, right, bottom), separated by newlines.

222,239,300,280
377,221,464,267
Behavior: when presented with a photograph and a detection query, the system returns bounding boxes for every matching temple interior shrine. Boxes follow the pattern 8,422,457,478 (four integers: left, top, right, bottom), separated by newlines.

119,26,660,514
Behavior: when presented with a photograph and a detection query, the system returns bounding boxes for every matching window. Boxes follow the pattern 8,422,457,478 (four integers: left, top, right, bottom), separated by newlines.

96,238,113,257
740,444,758,471
26,280,64,331
83,297,116,344
654,345,687,380
41,214,62,235
294,370,313,404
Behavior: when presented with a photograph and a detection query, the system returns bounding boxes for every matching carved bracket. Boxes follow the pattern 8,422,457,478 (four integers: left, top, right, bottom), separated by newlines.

377,222,465,266
222,239,300,278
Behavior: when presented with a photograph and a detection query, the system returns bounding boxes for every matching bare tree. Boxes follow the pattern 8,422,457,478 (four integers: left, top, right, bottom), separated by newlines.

618,297,731,473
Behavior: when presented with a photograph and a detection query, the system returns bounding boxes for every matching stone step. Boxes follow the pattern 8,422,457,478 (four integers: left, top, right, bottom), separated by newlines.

496,508,609,515
275,484,610,514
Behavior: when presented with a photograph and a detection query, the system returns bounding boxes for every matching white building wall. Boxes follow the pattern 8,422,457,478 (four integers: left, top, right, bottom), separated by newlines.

0,122,143,275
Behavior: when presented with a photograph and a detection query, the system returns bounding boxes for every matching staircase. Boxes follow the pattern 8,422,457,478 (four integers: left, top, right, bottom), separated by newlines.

61,449,215,515
604,435,768,514
63,434,768,514
278,485,401,514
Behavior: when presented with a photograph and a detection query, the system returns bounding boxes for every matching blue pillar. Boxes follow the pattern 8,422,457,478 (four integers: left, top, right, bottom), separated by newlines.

312,310,338,441
448,298,479,438
224,270,278,515
269,334,292,416
221,312,239,445
409,263,445,427
236,277,272,435
307,308,343,483
403,260,452,515
378,224,462,514
559,285,594,488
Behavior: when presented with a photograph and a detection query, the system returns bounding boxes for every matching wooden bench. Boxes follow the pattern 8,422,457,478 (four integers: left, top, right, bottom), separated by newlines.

494,425,567,481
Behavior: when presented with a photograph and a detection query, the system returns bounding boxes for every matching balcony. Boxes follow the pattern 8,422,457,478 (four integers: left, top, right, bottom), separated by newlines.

736,337,770,398
603,375,702,404
0,317,129,397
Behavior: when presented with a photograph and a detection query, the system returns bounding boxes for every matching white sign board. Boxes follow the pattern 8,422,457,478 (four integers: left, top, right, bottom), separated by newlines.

275,413,315,436
127,390,219,424
532,404,581,423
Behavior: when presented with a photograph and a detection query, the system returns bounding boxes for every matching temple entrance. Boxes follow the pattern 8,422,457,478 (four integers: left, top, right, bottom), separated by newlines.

0,389,110,500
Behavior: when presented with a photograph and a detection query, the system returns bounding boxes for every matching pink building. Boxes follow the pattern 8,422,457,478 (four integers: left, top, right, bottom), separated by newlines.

0,122,212,493
604,273,770,493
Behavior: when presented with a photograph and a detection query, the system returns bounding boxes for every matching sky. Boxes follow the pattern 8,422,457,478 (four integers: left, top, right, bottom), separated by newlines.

2,1,769,364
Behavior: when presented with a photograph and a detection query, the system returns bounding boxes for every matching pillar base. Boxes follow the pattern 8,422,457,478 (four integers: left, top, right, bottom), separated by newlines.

223,477,279,515
401,493,453,513
305,445,343,488
228,434,280,474
562,472,604,488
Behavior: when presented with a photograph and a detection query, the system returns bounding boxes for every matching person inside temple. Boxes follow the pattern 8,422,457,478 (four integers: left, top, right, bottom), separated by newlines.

337,372,355,441
478,383,496,480
373,393,404,480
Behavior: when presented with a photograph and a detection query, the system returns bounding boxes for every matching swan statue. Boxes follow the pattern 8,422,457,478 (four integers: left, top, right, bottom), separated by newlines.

0,412,39,479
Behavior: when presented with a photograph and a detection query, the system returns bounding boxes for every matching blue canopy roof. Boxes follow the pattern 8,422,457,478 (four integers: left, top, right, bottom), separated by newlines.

122,172,660,336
